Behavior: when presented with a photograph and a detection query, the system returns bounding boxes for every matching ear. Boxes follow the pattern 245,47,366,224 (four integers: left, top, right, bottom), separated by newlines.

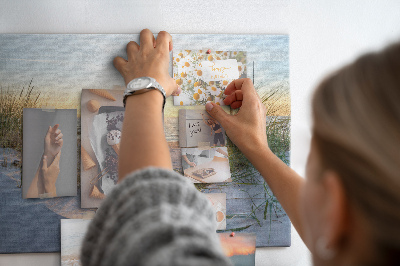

321,171,350,250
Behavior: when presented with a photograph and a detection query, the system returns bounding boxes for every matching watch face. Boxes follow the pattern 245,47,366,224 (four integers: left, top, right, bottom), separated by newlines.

130,77,151,90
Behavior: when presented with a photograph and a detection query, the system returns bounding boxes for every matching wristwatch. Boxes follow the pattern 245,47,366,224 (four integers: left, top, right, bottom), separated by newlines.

123,77,166,109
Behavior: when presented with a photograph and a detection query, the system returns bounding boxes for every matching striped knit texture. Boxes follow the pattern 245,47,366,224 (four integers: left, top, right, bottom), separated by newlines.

80,167,232,266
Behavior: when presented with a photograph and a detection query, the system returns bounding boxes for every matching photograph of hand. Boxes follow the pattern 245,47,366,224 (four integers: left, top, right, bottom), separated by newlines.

26,124,63,198
22,108,77,199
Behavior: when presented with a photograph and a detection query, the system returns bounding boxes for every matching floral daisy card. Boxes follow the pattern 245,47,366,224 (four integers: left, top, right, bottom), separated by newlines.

173,50,246,106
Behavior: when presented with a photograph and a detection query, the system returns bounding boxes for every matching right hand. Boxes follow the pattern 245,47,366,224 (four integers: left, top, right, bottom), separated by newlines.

44,124,63,163
205,78,269,156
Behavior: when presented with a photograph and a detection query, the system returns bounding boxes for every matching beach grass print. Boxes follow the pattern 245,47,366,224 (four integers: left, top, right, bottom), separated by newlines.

0,79,40,153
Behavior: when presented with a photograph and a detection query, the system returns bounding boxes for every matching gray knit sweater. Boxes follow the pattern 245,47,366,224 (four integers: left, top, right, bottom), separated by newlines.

81,167,232,266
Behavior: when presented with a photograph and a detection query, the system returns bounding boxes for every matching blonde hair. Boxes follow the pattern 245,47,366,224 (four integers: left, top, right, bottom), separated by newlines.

312,42,400,265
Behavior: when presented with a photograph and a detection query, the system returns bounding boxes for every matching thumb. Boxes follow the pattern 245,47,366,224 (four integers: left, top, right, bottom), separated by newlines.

205,102,230,127
45,126,52,138
171,85,182,96
42,155,48,171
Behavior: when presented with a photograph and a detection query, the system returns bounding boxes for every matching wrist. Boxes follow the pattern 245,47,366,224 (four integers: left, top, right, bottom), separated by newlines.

124,77,166,108
43,182,56,194
242,141,273,162
125,90,164,111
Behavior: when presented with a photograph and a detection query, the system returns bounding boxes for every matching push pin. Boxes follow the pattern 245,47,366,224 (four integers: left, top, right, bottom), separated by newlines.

206,49,211,54
230,232,235,237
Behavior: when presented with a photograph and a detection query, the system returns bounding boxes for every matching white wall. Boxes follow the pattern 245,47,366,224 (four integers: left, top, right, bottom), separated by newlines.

1,0,400,265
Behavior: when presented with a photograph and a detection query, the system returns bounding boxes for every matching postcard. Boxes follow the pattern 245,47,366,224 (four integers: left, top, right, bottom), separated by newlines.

173,50,246,106
80,88,124,208
22,108,77,199
61,219,92,266
205,193,226,230
179,109,226,148
219,233,256,266
182,147,231,183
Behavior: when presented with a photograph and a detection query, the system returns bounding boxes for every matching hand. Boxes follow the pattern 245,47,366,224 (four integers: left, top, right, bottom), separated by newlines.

44,124,63,164
113,29,180,97
188,161,197,167
40,151,61,197
205,78,269,156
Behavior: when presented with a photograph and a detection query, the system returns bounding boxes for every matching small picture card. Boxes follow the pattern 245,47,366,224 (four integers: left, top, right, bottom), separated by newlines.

205,193,227,230
219,233,256,266
178,109,227,148
182,147,231,183
22,108,77,199
173,50,246,106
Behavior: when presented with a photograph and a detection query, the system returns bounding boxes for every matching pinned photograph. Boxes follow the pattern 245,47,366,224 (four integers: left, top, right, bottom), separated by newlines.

80,89,124,208
179,109,226,148
205,193,226,230
22,108,77,199
219,233,256,266
182,147,231,183
173,50,246,106
61,219,92,266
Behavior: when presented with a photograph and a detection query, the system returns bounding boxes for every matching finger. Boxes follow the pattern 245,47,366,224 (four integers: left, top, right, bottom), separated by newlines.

155,31,173,53
126,41,139,61
113,56,128,73
230,101,243,109
223,90,243,106
45,126,52,138
171,85,182,96
53,151,61,166
139,29,155,52
42,156,48,171
55,139,63,146
55,133,63,141
52,124,59,133
224,78,255,96
205,102,231,128
54,129,61,135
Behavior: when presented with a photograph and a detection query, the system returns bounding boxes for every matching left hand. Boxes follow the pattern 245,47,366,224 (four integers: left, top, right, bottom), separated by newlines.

113,29,180,97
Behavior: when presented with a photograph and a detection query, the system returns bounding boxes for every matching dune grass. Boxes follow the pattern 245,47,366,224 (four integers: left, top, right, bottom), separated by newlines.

222,81,291,234
0,79,41,154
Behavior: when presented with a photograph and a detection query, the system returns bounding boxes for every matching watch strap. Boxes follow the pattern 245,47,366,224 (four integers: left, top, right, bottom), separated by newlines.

123,77,166,110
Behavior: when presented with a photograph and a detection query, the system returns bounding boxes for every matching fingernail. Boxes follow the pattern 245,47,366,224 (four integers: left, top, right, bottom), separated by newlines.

206,102,214,111
177,86,182,94
43,156,47,159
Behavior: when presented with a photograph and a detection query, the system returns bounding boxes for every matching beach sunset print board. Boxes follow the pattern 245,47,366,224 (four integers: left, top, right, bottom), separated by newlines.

1,34,289,252
173,50,246,106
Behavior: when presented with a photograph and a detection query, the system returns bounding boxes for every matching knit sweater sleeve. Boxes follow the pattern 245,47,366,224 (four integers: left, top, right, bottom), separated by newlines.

80,167,232,266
